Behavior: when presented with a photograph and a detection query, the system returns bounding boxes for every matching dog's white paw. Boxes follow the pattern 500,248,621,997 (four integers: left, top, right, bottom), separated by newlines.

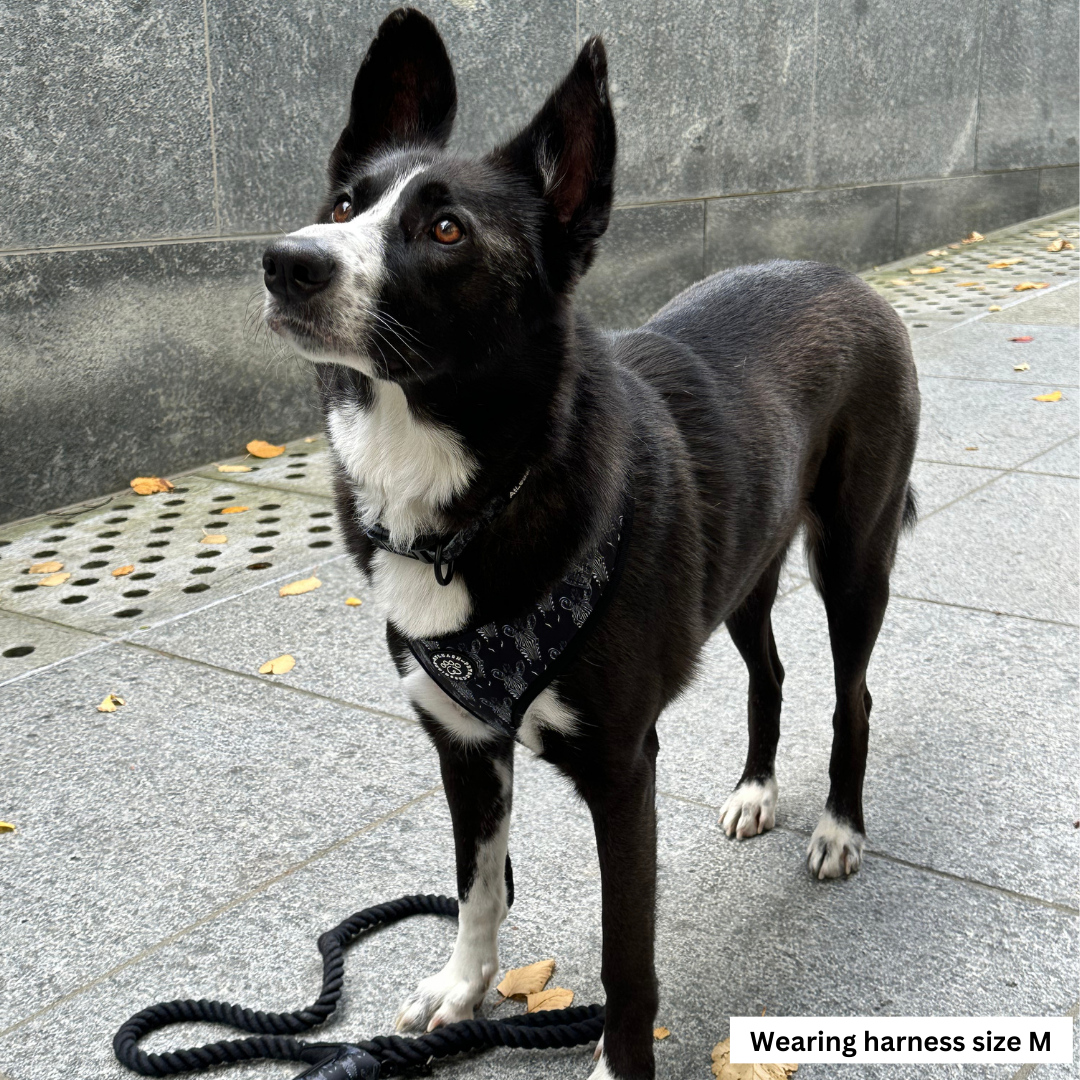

719,778,778,839
394,960,497,1032
806,812,864,879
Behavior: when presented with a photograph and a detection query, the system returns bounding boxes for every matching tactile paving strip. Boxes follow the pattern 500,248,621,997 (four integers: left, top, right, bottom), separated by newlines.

864,210,1079,329
0,475,342,638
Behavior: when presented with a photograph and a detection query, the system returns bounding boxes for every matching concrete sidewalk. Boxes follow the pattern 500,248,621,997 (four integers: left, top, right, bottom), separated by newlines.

0,211,1077,1080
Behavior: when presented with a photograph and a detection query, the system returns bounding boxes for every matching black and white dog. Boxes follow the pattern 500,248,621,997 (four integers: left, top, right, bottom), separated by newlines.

262,10,920,1078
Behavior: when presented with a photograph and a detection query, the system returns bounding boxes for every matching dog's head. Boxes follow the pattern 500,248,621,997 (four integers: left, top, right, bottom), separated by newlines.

262,7,615,386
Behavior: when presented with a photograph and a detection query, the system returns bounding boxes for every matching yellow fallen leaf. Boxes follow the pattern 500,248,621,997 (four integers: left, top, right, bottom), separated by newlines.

711,1038,797,1079
0,822,15,834
279,576,321,597
526,987,574,1012
988,305,1002,312
345,596,363,607
1014,282,1049,291
1013,363,1030,371
965,446,979,451
955,281,981,287
259,654,296,675
97,693,126,713
962,231,984,243
1037,231,1060,238
304,435,318,443
37,572,71,587
654,1027,671,1040
948,242,961,249
888,278,908,286
201,534,228,545
909,266,946,274
1034,390,1062,402
29,560,63,574
925,249,946,256
130,476,174,495
1046,239,1074,251
112,564,135,577
218,464,253,473
987,257,1023,268
497,959,556,999
246,439,285,458
220,505,249,514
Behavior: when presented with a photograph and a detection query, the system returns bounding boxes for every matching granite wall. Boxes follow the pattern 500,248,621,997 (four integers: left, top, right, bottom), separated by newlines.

1,0,1077,520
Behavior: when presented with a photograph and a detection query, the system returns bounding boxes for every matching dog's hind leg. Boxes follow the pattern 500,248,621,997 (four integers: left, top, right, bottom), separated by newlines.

718,551,786,839
805,463,913,878
395,685,515,1031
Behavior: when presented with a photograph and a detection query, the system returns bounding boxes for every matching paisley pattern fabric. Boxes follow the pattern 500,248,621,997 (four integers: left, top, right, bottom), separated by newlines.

408,505,632,738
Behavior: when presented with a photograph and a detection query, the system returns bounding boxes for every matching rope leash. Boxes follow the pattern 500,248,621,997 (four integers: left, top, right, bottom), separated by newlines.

113,893,604,1078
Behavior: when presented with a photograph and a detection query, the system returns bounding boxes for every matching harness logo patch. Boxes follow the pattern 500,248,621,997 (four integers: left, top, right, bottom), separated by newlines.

430,652,474,681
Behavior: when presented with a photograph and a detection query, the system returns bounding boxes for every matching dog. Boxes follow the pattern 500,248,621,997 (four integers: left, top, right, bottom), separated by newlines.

261,9,920,1078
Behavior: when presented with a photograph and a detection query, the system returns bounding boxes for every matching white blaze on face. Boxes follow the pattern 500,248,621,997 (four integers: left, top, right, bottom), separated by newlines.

265,165,424,373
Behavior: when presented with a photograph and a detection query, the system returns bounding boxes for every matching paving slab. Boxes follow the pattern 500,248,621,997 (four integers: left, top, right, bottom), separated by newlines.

1022,435,1079,478
915,377,1077,471
0,476,346,638
0,763,1073,1080
655,588,1079,907
908,459,1007,517
891,471,1079,626
0,645,439,1024
0,610,103,683
190,434,336,500
984,281,1079,327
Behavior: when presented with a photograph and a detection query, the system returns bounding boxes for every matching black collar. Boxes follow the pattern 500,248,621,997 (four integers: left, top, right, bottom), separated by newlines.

362,471,529,586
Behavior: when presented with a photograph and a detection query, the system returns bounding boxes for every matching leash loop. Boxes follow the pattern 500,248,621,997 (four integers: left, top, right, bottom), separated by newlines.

113,892,603,1078
432,543,454,586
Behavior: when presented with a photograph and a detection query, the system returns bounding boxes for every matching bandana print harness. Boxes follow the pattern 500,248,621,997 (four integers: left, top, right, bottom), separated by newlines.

408,501,633,739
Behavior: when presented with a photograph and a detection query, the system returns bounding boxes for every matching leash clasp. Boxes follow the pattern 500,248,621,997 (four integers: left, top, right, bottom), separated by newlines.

433,542,455,587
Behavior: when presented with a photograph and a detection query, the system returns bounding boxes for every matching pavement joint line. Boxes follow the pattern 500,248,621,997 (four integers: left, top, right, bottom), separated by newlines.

916,455,1078,478
0,555,350,690
918,373,1080,390
120,639,420,729
1007,1000,1080,1080
0,784,444,1042
891,593,1079,629
914,432,1080,524
656,790,1080,916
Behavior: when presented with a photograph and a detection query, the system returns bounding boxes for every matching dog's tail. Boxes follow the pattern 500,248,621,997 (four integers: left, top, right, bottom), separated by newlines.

901,483,918,531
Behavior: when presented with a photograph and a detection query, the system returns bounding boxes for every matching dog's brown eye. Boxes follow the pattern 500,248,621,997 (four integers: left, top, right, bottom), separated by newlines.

432,218,462,244
332,199,353,223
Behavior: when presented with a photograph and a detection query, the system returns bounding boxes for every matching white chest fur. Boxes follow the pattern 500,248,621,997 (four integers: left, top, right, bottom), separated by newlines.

327,381,476,638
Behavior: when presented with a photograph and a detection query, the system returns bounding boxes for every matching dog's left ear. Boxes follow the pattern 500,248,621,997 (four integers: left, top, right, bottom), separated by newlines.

329,7,457,186
494,36,616,287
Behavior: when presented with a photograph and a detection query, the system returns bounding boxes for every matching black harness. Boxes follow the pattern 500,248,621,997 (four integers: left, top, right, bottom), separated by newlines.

364,480,633,738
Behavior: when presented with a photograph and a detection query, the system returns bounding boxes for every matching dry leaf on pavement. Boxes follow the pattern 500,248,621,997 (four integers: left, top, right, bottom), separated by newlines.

201,534,228,545
130,476,174,495
29,560,63,574
1034,391,1062,402
220,505,249,514
1014,282,1049,291
259,654,296,675
526,987,574,1012
955,281,981,287
0,822,15,834
112,564,135,577
965,446,978,451
246,439,285,458
1037,231,1060,238
987,258,1023,268
1046,239,1074,251
988,305,1002,311
1014,363,1030,371
279,576,321,597
711,1038,797,1079
909,266,945,274
1009,336,1034,342
37,572,71,587
962,231,984,243
97,693,126,713
304,435,318,443
654,1027,671,1040
218,464,253,473
345,596,363,606
497,959,556,999
925,249,946,256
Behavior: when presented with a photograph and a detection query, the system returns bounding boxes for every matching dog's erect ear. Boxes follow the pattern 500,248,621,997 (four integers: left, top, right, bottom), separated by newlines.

493,37,616,286
329,8,457,185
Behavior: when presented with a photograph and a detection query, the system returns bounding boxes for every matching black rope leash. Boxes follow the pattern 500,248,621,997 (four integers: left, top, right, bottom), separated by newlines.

113,893,604,1078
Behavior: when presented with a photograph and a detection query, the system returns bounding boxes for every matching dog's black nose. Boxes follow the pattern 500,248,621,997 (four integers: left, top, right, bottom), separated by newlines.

263,239,336,302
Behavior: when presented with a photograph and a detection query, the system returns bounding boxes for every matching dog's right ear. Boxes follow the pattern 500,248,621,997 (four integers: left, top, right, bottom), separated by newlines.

329,7,457,185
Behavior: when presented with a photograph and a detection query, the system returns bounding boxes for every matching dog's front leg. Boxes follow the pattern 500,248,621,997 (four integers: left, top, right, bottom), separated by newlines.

396,719,514,1032
581,730,660,1080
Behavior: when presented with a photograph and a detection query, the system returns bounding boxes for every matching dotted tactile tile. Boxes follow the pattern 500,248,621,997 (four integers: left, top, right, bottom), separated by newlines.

191,434,336,499
863,210,1079,331
0,476,343,637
